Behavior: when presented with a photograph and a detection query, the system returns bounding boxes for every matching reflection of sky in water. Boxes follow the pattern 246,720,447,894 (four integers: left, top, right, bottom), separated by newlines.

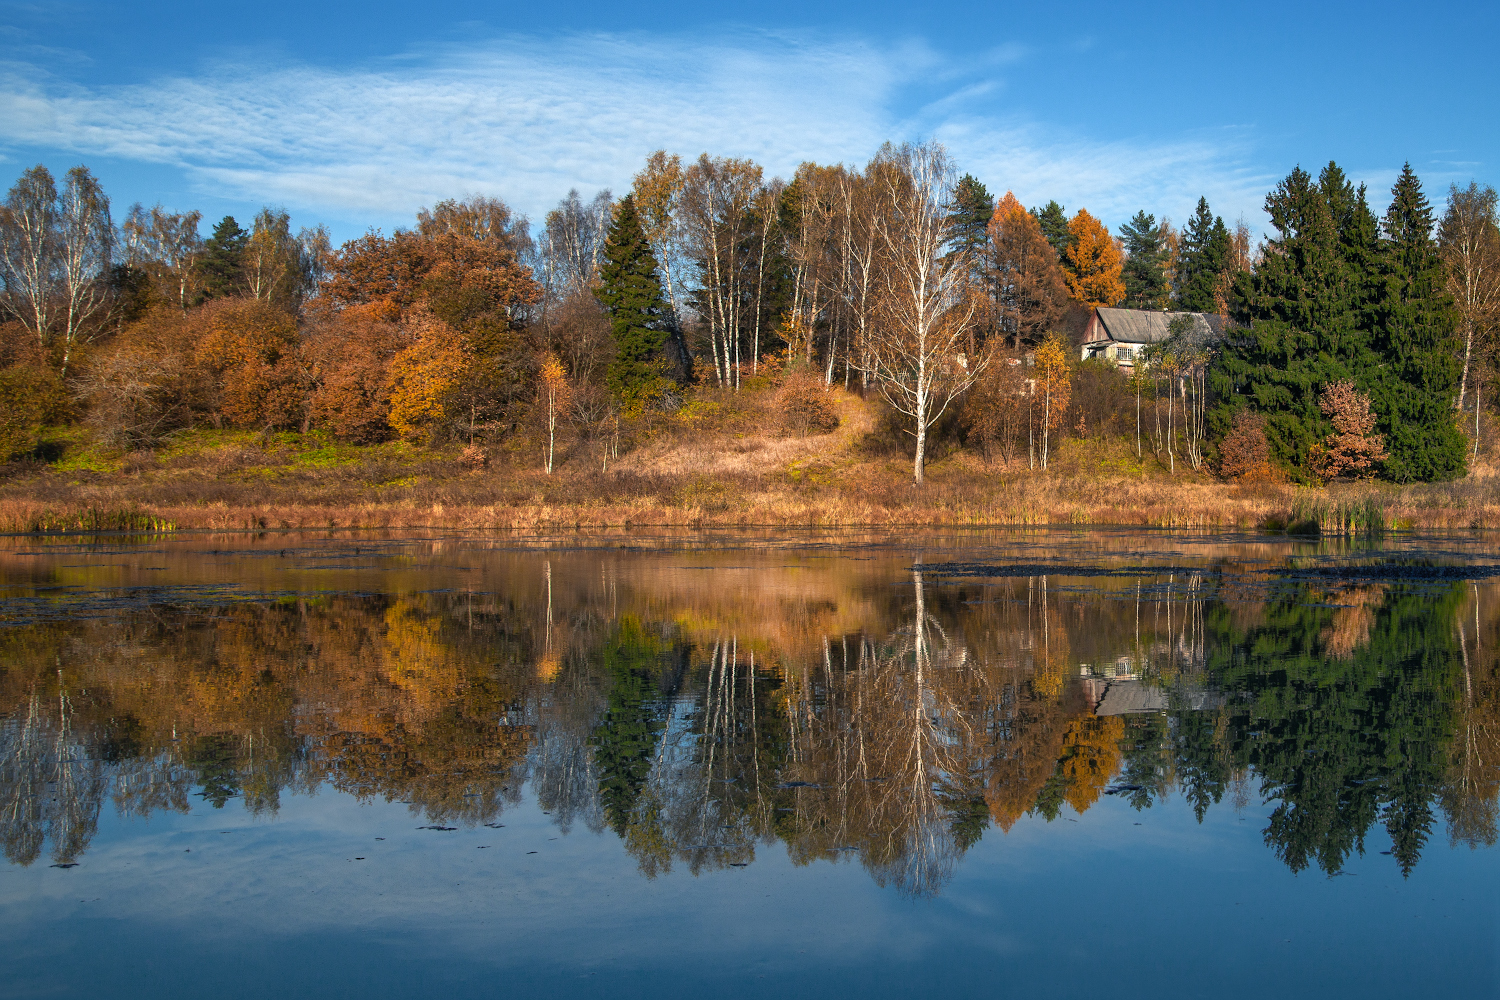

0,531,1497,997
5,785,1495,998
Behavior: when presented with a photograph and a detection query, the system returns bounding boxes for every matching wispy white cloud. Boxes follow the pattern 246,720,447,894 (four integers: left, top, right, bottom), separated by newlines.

0,31,1271,235
936,116,1276,230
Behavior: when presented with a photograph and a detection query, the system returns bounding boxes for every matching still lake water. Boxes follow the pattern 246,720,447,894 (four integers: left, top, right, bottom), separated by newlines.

0,528,1496,999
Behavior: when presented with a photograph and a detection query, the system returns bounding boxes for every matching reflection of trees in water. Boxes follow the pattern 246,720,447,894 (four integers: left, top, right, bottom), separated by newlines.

604,571,974,896
0,594,542,864
0,556,1498,888
0,690,107,866
1115,579,1488,876
1444,585,1499,849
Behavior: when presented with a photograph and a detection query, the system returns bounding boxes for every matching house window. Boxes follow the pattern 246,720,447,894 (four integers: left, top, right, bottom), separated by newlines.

1117,347,1134,362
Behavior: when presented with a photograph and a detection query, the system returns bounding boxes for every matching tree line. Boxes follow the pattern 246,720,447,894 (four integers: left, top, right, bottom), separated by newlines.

0,148,1495,484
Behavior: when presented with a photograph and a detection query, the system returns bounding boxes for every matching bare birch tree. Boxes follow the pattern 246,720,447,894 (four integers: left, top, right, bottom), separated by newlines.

0,165,60,345
541,189,614,298
1439,183,1500,411
838,166,888,391
680,155,761,388
783,163,842,371
416,193,533,256
858,141,985,484
55,167,114,372
121,203,205,311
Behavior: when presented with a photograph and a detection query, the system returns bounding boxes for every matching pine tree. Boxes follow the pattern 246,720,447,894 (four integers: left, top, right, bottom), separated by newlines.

1118,211,1168,310
1373,164,1466,481
1175,197,1231,312
946,174,995,263
1031,201,1070,260
595,194,671,404
200,215,248,300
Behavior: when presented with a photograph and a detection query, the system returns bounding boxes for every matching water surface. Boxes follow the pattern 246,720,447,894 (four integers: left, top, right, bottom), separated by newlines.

1,529,1496,998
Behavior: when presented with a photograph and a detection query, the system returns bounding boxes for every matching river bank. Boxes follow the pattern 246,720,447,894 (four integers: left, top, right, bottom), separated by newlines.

4,389,1496,533
2,450,1495,533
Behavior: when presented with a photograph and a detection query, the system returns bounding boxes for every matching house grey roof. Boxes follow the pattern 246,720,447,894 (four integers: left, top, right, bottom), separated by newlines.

1094,679,1226,716
1092,308,1223,346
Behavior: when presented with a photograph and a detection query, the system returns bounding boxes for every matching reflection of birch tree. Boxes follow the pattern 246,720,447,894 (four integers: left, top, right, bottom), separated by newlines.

1442,589,1499,847
762,570,977,896
0,695,49,865
0,689,107,866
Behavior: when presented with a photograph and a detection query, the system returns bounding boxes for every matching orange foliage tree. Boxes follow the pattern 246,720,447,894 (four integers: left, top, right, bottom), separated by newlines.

987,192,1069,350
192,299,303,430
323,230,539,317
1062,209,1125,308
1308,380,1387,479
304,300,405,442
323,229,543,444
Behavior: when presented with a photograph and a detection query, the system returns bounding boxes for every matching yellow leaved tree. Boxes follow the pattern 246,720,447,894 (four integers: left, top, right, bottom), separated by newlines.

538,353,572,474
385,308,469,443
1033,334,1073,470
1063,208,1126,308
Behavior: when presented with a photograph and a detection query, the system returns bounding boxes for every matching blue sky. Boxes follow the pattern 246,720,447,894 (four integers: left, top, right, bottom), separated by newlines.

2,0,1495,244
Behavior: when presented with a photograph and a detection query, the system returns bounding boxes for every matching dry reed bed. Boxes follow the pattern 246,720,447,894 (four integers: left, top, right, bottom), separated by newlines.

2,472,1496,533
5,386,1497,533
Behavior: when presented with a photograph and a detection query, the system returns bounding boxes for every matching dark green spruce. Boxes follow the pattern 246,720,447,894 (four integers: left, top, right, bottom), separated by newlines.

946,174,995,266
199,215,248,300
1372,164,1467,481
1209,164,1383,474
1031,200,1071,260
1175,197,1232,312
1210,162,1465,481
595,194,672,402
1118,210,1168,310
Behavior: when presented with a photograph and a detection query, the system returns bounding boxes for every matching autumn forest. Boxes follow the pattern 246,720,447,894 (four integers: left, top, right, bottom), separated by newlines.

0,144,1498,530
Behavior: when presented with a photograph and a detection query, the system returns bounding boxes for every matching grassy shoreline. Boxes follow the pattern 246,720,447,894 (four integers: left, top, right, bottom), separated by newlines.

4,387,1497,534
3,470,1496,534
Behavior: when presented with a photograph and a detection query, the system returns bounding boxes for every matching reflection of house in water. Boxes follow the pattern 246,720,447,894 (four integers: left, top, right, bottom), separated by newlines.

1078,659,1223,716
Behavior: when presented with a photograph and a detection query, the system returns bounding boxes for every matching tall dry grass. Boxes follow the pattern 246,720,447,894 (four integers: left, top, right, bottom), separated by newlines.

3,384,1498,533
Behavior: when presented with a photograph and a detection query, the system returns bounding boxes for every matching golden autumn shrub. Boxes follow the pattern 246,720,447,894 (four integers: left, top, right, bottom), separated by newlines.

0,362,65,460
1218,410,1277,481
776,370,840,436
79,305,206,446
385,308,470,443
962,357,1029,463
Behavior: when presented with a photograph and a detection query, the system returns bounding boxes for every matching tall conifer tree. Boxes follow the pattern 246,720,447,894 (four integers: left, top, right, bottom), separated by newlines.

1031,201,1070,260
200,215,248,300
946,174,995,260
1374,164,1466,481
595,194,671,403
1212,162,1465,482
1119,211,1168,310
1176,197,1231,312
1209,164,1381,473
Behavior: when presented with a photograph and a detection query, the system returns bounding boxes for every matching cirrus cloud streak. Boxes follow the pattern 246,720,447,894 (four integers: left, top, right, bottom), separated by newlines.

0,32,1272,234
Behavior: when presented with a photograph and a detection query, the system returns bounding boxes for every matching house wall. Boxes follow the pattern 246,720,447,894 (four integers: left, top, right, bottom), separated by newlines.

1081,342,1145,367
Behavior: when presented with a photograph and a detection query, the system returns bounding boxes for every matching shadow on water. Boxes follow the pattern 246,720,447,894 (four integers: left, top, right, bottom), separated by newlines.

0,530,1497,895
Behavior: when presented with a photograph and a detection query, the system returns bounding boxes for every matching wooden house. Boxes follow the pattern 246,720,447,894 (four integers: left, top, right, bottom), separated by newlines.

1080,308,1224,368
